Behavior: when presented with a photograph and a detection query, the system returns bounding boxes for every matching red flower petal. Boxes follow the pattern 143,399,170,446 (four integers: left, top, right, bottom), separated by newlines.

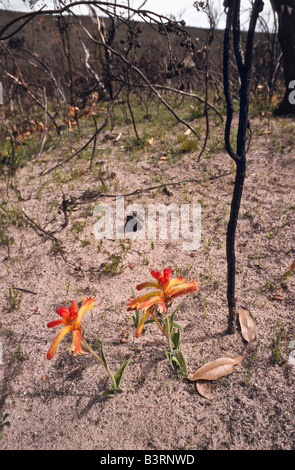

69,300,79,319
163,267,172,283
46,325,72,360
136,281,160,291
47,319,67,328
55,306,70,319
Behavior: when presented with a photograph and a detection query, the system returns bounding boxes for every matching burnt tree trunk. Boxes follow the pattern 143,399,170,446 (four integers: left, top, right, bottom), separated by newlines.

271,0,295,115
223,0,263,334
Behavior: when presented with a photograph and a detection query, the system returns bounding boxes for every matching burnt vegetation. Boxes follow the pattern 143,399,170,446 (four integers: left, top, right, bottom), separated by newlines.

0,2,289,333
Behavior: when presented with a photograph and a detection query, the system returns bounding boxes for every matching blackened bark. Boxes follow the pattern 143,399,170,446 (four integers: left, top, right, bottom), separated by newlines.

223,0,263,334
271,0,295,115
226,159,246,333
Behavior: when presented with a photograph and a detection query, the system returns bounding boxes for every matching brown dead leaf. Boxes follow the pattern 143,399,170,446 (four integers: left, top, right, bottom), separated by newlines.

238,306,256,344
271,288,284,301
68,105,79,118
120,330,129,343
187,355,245,382
257,130,271,136
196,380,211,400
284,261,295,277
271,294,284,301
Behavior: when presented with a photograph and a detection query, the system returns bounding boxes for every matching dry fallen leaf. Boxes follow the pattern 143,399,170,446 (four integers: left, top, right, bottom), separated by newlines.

271,288,284,301
283,261,295,278
187,355,245,382
238,306,256,344
271,294,284,301
196,380,212,400
120,330,129,343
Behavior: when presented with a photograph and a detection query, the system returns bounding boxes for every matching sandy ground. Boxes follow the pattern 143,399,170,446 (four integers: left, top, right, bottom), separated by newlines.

0,113,294,450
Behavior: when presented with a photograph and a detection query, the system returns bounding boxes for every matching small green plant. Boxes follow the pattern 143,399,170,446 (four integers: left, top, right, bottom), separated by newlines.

82,338,132,397
164,302,188,379
177,134,199,153
243,343,259,385
101,240,131,275
128,267,199,379
15,343,29,362
7,287,22,312
281,261,295,288
101,253,126,275
271,320,284,365
0,209,11,253
0,414,10,440
71,221,86,236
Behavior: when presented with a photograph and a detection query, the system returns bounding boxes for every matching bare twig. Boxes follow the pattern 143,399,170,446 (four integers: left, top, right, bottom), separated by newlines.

150,85,223,122
74,171,231,203
39,104,112,176
79,22,201,138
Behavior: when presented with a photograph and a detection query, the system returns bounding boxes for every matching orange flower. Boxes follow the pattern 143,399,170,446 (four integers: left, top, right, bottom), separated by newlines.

46,296,97,359
127,268,199,338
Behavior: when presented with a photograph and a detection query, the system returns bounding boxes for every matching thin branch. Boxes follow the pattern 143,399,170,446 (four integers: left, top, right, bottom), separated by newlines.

79,22,201,138
90,114,98,170
232,0,245,75
197,32,210,162
223,1,239,163
39,103,113,176
0,1,188,41
75,171,231,203
152,85,223,122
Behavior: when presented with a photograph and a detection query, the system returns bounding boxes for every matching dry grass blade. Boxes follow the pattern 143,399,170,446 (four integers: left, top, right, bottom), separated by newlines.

238,306,256,344
187,355,245,382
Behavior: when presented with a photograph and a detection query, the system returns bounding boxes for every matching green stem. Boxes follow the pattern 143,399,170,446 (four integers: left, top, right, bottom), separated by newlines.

165,314,173,352
151,311,167,336
81,339,117,390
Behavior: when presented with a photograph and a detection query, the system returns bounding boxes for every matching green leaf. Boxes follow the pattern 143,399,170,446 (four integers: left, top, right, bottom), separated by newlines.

132,310,139,328
171,329,180,350
113,358,132,388
131,288,140,328
99,340,108,369
165,349,174,368
102,388,123,397
169,301,183,331
176,350,187,376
